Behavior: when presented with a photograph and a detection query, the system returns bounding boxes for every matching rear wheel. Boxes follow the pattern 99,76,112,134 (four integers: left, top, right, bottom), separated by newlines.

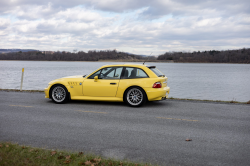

50,85,68,104
124,87,147,107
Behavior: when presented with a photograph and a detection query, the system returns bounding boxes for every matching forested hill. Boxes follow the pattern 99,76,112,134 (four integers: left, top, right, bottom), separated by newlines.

0,50,152,61
0,48,249,63
157,48,250,63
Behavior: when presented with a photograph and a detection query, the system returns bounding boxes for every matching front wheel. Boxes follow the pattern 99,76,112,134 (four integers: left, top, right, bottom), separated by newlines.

124,87,147,107
50,85,68,104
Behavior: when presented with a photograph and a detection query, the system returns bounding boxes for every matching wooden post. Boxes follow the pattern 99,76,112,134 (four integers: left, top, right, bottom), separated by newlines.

20,68,24,91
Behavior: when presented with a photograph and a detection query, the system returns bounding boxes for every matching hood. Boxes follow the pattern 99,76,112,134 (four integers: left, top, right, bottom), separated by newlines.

48,75,87,84
62,75,84,79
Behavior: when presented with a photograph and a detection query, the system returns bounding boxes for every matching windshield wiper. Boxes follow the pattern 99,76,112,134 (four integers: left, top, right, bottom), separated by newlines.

83,74,87,78
158,75,165,77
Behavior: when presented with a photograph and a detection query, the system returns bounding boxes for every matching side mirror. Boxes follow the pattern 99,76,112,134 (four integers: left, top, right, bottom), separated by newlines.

94,76,98,82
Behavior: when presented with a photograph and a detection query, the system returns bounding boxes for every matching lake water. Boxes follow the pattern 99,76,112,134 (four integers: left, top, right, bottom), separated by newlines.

0,61,250,102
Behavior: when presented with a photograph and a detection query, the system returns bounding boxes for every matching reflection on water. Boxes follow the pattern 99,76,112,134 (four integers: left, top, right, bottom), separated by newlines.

0,61,249,102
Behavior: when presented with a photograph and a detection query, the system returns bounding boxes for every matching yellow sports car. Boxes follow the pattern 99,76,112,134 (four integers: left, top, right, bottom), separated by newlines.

44,64,170,107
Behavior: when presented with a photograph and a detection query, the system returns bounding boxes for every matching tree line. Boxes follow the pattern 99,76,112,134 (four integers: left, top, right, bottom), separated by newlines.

0,48,249,63
0,50,152,61
157,48,250,63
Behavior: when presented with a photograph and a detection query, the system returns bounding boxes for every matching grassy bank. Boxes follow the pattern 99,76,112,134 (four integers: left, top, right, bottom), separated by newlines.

1,89,249,104
0,142,151,166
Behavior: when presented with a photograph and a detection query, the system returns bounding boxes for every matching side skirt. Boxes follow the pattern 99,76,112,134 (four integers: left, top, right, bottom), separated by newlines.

71,96,123,102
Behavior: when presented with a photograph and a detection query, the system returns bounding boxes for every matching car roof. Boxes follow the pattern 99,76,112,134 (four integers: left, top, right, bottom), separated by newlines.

101,63,149,68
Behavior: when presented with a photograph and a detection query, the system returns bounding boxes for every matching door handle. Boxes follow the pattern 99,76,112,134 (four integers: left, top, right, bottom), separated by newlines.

110,83,116,85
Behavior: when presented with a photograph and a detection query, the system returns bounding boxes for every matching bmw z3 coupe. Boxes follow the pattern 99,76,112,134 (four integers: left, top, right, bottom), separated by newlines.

44,64,170,107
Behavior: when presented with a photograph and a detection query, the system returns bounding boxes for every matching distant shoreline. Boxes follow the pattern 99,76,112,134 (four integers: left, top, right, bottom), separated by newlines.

0,60,249,64
1,48,249,63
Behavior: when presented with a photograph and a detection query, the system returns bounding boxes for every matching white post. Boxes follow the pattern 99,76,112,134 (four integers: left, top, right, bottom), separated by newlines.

20,68,24,91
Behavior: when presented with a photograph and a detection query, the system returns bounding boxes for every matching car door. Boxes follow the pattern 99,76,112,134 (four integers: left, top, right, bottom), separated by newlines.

82,67,123,97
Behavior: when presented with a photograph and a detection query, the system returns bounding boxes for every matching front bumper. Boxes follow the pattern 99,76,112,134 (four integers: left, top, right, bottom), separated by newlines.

44,87,50,98
144,86,170,101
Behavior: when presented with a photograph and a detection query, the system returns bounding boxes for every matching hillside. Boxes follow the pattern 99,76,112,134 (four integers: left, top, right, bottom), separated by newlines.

157,48,250,63
0,50,155,61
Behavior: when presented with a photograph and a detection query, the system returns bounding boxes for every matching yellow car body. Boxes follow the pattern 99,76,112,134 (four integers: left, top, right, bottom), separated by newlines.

44,64,170,106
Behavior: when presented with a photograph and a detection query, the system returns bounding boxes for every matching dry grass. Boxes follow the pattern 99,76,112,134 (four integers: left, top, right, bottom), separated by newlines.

0,142,152,166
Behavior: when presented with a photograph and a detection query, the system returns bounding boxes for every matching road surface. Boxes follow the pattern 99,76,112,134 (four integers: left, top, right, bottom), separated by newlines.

0,91,249,165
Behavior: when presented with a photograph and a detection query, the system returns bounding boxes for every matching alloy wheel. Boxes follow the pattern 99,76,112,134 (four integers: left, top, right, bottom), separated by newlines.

52,86,66,103
126,88,143,106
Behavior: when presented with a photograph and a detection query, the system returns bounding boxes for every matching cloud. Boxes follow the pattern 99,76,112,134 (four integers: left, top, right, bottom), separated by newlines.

0,18,10,30
0,0,249,55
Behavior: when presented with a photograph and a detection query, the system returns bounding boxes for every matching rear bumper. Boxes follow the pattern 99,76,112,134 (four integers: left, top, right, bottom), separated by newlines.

144,86,170,101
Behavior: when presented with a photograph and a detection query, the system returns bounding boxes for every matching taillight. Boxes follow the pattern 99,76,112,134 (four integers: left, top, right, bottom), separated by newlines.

153,82,162,88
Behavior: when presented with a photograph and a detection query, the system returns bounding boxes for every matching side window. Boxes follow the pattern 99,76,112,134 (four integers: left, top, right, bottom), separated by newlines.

88,69,102,79
137,68,148,78
101,67,123,79
123,67,148,79
99,67,113,79
114,67,123,78
88,67,123,79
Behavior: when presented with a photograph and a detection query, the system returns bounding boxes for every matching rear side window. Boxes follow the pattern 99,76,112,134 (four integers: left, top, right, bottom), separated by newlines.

150,68,165,77
122,67,148,79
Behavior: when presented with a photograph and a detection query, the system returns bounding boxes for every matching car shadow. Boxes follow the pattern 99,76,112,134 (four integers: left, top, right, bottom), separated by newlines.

69,100,127,107
45,98,171,108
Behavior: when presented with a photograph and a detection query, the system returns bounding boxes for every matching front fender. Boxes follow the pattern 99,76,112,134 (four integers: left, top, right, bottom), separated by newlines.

44,82,70,99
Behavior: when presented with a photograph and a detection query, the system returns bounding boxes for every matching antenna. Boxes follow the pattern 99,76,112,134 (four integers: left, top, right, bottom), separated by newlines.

143,52,152,65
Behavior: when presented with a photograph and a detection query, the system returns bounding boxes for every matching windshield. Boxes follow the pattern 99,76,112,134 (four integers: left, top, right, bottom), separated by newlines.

150,68,165,77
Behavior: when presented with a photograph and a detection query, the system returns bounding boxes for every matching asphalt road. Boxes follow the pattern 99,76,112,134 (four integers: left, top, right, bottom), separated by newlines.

0,91,250,166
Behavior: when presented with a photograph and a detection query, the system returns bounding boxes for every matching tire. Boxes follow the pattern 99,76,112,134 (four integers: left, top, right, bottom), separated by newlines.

50,85,68,104
124,87,147,107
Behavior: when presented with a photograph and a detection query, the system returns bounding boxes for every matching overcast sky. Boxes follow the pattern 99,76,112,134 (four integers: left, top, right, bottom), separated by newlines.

0,0,249,55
